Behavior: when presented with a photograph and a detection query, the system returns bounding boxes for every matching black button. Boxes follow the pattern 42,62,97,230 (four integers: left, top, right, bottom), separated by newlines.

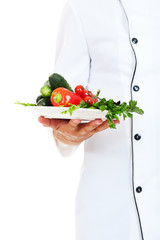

133,85,140,92
136,186,142,193
134,134,141,140
132,38,138,44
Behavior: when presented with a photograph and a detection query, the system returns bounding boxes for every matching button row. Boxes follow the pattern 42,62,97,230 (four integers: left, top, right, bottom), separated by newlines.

132,37,139,92
134,136,142,194
132,36,142,195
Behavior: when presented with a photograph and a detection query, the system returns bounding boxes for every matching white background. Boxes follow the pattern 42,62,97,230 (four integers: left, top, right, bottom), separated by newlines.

0,0,84,239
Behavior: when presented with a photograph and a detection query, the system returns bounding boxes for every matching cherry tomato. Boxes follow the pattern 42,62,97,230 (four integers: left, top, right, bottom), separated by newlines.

75,85,85,97
75,85,94,98
75,85,98,104
83,96,95,106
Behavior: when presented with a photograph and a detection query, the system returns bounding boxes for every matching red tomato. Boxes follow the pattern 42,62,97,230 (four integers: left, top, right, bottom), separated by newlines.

75,85,98,105
83,96,94,106
75,85,85,97
75,85,94,99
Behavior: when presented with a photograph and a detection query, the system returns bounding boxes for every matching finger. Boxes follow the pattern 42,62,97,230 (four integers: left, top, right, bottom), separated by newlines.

68,119,82,130
113,120,120,124
38,116,51,127
89,119,120,135
38,116,68,129
90,120,109,134
78,119,103,135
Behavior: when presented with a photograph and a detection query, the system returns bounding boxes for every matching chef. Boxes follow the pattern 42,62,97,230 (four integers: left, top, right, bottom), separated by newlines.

38,0,160,239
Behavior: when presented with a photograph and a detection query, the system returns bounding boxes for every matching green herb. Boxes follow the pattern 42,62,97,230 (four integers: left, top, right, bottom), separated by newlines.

61,101,84,115
61,99,144,129
14,101,36,106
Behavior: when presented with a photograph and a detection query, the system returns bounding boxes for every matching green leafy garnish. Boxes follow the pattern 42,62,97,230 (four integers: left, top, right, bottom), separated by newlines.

14,101,36,106
61,102,83,115
61,99,144,129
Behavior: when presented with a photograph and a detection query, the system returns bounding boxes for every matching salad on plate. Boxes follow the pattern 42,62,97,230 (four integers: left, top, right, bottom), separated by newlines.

15,73,144,129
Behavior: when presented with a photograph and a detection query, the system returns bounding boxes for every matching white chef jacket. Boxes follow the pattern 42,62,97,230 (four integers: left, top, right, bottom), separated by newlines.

53,0,160,239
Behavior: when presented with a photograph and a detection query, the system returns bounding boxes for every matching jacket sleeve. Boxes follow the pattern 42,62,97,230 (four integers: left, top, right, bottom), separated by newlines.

53,0,91,157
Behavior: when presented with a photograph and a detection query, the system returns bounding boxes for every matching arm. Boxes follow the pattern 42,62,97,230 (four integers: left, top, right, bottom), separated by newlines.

38,1,120,157
53,0,91,89
40,0,90,157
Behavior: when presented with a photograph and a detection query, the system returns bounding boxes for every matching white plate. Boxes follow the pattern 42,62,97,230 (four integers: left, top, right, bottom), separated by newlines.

26,106,108,121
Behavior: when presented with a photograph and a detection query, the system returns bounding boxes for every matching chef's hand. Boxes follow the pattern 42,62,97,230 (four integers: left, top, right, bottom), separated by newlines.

38,116,120,145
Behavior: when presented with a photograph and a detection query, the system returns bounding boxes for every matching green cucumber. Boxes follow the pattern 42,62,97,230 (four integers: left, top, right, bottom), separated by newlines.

43,80,51,88
37,97,52,106
49,73,73,92
36,95,43,104
40,85,52,97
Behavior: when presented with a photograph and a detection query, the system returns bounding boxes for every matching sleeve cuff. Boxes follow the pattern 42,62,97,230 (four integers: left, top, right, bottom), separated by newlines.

55,138,81,158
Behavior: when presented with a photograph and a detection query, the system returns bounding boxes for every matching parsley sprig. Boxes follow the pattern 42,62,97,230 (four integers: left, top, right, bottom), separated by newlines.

14,101,36,106
61,98,144,129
